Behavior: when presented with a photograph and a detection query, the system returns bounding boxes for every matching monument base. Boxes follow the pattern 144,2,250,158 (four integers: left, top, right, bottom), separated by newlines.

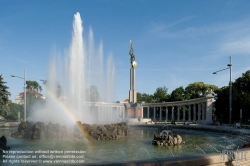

125,103,143,118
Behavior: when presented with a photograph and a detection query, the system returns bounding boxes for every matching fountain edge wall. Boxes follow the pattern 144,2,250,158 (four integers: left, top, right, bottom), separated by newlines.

67,148,250,166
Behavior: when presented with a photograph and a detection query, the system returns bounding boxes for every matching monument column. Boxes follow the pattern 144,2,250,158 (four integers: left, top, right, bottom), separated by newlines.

129,40,137,103
129,67,137,103
125,40,143,119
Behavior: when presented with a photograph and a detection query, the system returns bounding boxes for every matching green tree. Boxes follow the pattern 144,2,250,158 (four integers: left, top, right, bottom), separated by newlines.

26,80,42,92
4,103,22,120
21,81,45,117
185,82,217,99
169,86,186,101
0,74,11,117
214,86,229,123
24,92,45,117
214,70,250,123
137,92,154,103
154,86,169,102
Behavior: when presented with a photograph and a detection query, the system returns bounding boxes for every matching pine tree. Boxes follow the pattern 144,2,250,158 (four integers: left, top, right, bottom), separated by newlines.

0,74,11,116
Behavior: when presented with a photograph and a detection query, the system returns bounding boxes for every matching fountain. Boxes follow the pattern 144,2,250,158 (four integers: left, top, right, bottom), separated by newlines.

29,12,116,125
1,12,250,166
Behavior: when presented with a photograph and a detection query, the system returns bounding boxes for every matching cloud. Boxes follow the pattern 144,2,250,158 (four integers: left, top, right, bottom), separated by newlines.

148,15,250,42
147,17,232,39
220,38,250,55
15,58,29,64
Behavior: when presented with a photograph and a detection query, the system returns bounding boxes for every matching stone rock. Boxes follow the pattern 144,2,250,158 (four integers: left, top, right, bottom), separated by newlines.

0,135,7,150
152,133,184,146
12,121,130,141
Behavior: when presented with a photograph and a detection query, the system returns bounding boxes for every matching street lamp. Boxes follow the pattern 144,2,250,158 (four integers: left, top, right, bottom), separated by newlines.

11,69,26,122
213,56,232,125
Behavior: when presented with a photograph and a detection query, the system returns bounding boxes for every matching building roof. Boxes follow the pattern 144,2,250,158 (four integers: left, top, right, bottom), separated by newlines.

18,89,43,98
15,89,45,104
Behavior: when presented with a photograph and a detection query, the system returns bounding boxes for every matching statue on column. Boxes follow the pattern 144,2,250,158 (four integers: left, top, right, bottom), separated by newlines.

129,40,137,68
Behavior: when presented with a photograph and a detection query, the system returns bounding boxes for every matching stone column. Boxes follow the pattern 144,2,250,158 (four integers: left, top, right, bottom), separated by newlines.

110,107,113,122
171,106,174,120
129,67,137,103
198,104,201,121
142,107,144,119
177,106,180,121
166,107,168,121
116,107,119,119
202,103,205,121
122,107,125,119
153,107,156,121
183,106,186,121
18,111,20,122
193,104,196,121
160,106,162,121
205,93,213,124
147,107,149,118
188,105,191,121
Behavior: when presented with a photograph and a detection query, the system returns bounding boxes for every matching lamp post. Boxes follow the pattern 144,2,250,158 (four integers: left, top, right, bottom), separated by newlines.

11,69,26,122
213,56,232,125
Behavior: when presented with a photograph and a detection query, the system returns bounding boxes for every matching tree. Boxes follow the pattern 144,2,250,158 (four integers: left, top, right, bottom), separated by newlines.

185,82,217,99
4,103,22,120
23,92,45,117
26,81,42,92
86,85,100,102
234,70,250,94
169,86,186,101
41,80,64,98
0,75,11,117
57,82,64,98
154,86,169,102
137,92,154,103
22,81,45,117
214,70,250,123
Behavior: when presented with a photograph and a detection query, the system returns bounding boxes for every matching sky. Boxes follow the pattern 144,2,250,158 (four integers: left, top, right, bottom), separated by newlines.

1,0,250,103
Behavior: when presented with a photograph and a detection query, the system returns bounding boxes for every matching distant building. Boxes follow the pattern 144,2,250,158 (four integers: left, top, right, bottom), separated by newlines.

120,99,129,103
15,90,45,104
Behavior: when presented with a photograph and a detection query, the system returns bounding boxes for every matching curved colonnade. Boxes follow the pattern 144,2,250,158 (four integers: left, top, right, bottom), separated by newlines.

88,92,214,124
142,92,214,124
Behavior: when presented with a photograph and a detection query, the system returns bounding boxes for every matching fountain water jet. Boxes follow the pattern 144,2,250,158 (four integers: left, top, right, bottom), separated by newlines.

30,12,117,125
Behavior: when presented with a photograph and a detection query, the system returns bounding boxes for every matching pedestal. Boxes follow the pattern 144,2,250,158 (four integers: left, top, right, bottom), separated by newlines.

125,103,142,118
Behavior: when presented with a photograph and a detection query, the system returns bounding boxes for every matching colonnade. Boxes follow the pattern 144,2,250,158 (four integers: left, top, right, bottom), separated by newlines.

143,102,206,122
141,92,214,124
88,102,126,123
87,92,214,124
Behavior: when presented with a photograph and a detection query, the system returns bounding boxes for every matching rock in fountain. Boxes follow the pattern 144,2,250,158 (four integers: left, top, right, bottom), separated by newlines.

152,130,184,146
11,121,131,140
0,135,8,152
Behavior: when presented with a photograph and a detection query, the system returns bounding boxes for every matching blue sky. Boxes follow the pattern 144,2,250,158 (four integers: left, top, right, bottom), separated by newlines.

1,0,250,102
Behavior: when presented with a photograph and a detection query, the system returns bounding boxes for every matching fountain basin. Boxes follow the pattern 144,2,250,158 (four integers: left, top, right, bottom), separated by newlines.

1,124,249,165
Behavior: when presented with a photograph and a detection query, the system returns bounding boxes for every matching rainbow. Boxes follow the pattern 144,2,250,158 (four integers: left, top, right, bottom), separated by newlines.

45,89,92,146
